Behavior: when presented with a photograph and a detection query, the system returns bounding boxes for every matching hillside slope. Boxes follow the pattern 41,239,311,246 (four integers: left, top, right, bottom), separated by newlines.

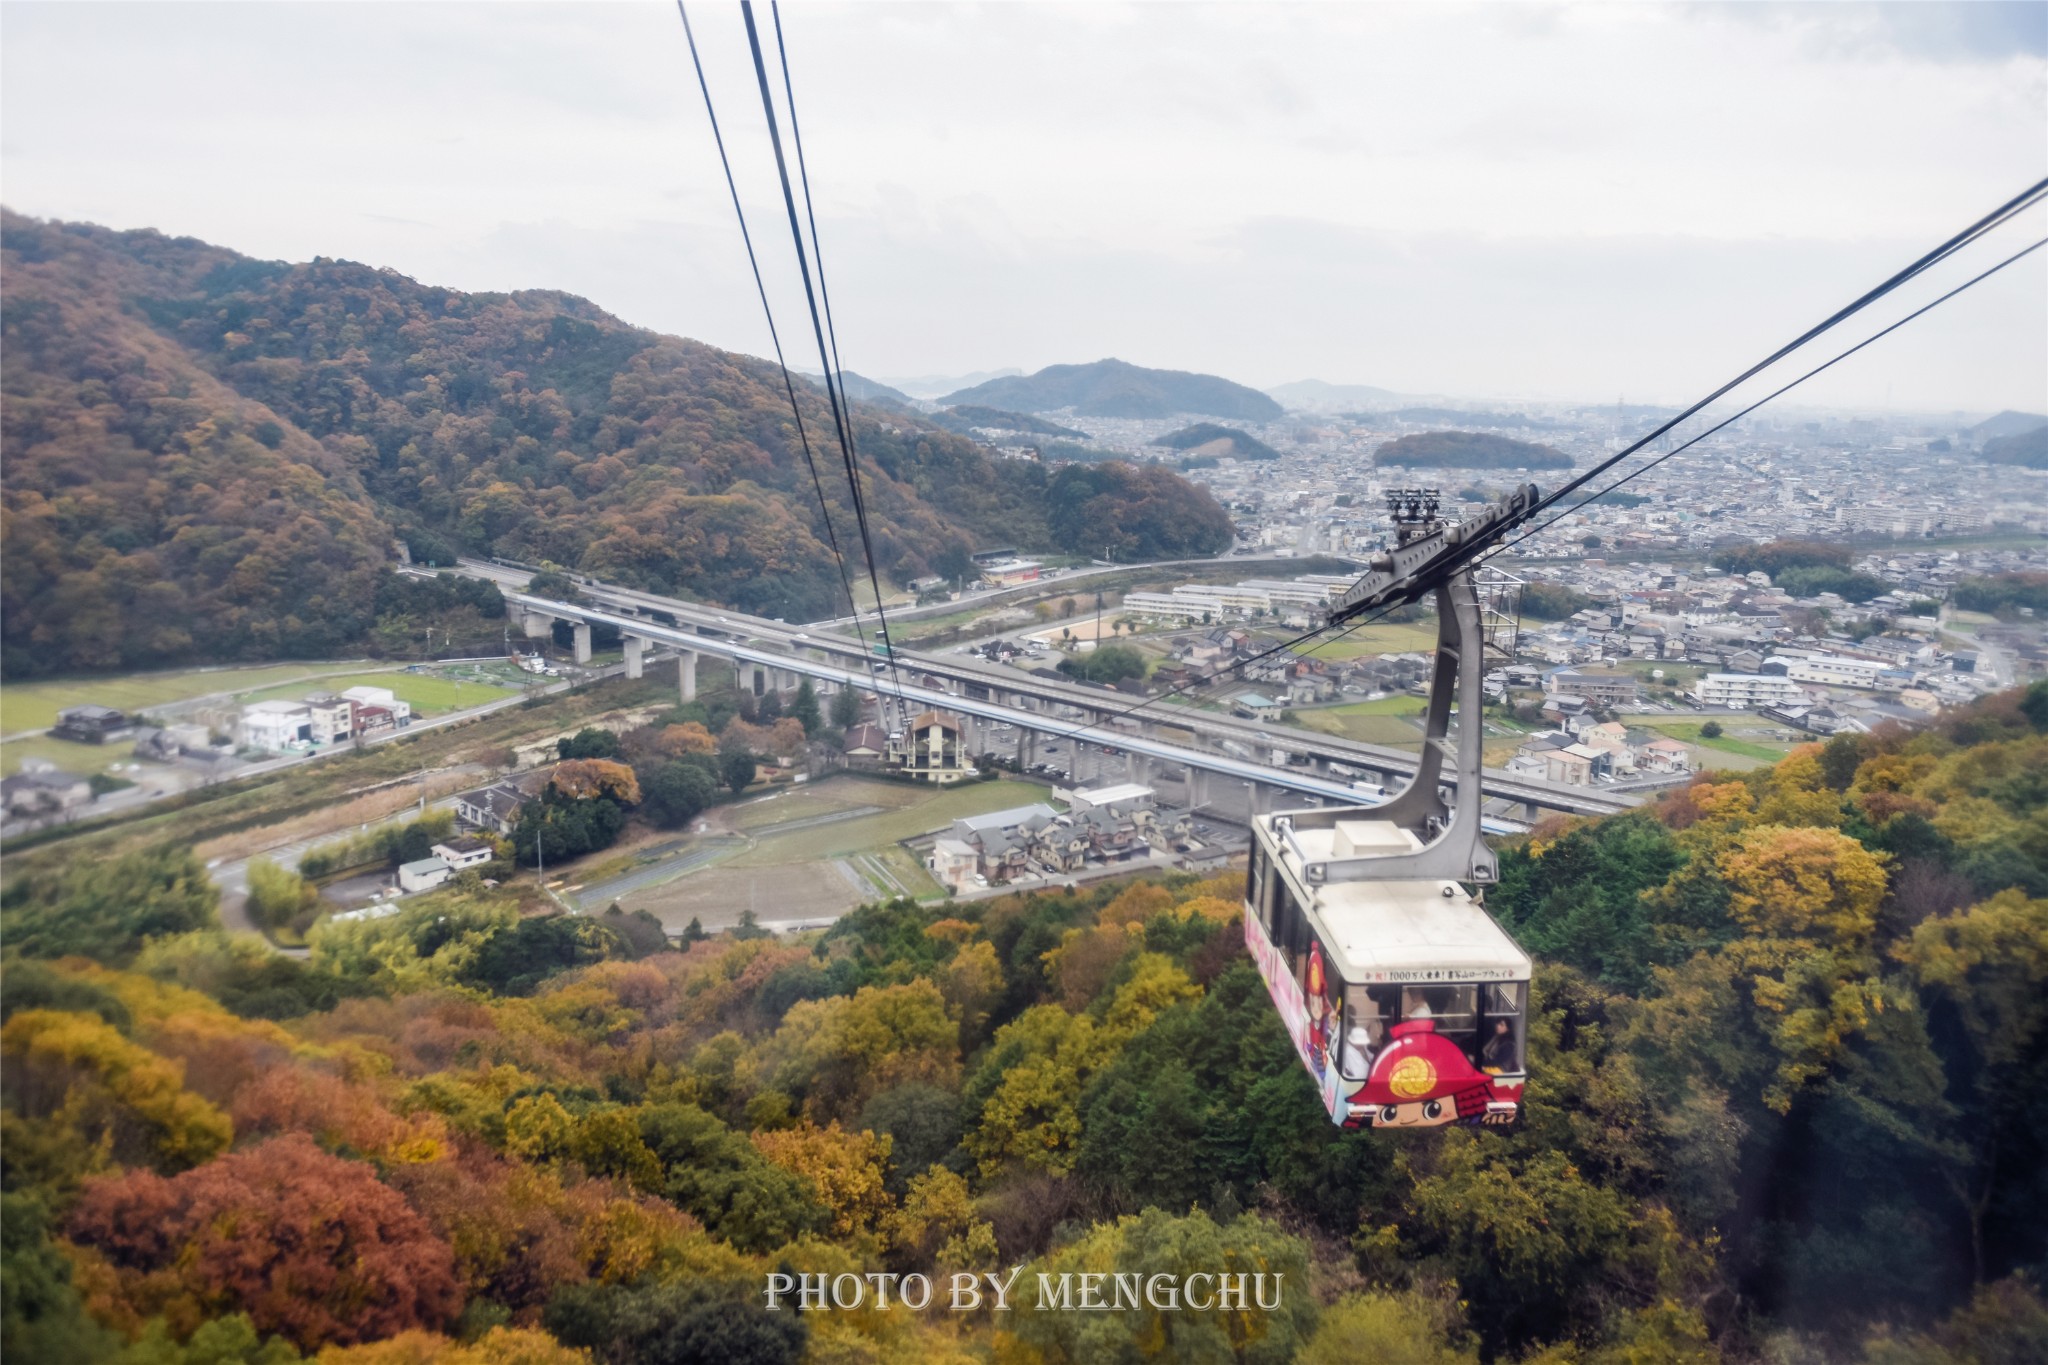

0,213,1231,674
1374,429,1574,470
943,358,1283,420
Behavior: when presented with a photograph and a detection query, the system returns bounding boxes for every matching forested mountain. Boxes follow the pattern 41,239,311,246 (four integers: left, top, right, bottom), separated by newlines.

1980,424,2048,469
942,359,1284,420
802,370,915,407
1151,421,1281,460
4,685,2045,1362
1374,430,1575,470
1967,409,2048,441
0,213,1231,675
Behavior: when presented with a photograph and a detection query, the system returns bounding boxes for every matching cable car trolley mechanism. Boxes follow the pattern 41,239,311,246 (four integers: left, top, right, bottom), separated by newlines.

1245,484,1540,1130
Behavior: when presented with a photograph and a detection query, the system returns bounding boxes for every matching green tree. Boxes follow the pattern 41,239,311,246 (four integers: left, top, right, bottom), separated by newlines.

789,678,823,738
557,727,623,760
244,858,320,935
1700,720,1724,739
641,759,717,830
1009,1208,1317,1364
1,844,218,964
721,750,757,795
829,684,861,731
635,1104,828,1252
545,1277,805,1365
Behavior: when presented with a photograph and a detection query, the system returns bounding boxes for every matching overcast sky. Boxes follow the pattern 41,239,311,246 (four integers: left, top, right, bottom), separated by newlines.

4,1,2044,413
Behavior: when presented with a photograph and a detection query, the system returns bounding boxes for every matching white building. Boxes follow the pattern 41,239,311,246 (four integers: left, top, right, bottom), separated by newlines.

1780,655,1885,689
1693,673,1806,709
927,836,981,894
341,685,412,723
240,700,312,751
1069,783,1156,815
397,856,450,894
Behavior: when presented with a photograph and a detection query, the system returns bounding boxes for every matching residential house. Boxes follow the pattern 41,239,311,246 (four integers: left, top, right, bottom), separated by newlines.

1544,669,1640,708
51,705,134,744
133,723,212,762
455,779,534,836
1,765,93,817
431,836,495,870
306,694,357,745
927,837,981,893
1637,738,1693,774
887,710,976,784
240,700,312,751
842,724,889,770
342,685,413,724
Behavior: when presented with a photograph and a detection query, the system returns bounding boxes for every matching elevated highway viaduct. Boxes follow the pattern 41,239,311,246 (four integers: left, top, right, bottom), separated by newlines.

463,560,1636,823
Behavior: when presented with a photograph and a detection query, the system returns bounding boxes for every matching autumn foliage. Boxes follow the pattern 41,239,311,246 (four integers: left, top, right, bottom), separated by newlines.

65,1134,462,1349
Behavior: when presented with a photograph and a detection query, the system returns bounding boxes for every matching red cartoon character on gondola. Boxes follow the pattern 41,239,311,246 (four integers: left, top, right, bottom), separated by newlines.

1303,943,1336,1080
1349,1019,1521,1128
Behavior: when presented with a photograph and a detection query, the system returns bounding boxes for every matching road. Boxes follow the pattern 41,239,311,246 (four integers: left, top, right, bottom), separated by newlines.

470,564,1635,821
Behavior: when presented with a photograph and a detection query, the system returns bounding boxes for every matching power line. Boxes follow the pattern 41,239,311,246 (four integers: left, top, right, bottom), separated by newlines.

737,0,913,721
1480,232,2048,568
1011,199,2048,758
675,1,862,635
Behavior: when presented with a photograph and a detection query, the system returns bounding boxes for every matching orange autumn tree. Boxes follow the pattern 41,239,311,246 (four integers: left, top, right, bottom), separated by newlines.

547,760,640,806
65,1133,462,1350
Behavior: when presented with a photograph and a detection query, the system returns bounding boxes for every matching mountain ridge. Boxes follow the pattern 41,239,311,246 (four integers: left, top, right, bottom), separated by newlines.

942,359,1282,421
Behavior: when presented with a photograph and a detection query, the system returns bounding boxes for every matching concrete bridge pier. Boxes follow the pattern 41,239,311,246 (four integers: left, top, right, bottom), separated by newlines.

571,622,592,665
1129,754,1154,788
624,636,646,679
677,651,698,703
522,610,553,639
1185,766,1211,810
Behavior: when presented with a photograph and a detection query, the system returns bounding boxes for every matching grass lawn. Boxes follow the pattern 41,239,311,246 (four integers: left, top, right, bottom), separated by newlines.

1295,704,1425,747
1627,718,1792,764
1297,622,1439,660
732,777,1054,867
1,733,138,777
238,670,519,718
0,660,385,734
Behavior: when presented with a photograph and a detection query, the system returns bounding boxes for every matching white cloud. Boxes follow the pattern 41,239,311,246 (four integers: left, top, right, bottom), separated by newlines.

2,0,2042,411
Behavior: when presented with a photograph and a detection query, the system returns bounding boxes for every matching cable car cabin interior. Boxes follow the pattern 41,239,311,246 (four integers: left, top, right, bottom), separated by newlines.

1244,806,1530,1130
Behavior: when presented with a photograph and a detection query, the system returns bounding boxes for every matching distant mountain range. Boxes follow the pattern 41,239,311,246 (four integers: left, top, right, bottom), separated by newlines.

1981,426,2048,470
943,359,1283,421
1373,431,1574,471
798,370,916,407
1264,378,1410,412
1971,410,2048,441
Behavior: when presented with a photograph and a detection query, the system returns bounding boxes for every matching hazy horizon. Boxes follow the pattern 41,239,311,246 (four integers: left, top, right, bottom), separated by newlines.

3,1,2044,413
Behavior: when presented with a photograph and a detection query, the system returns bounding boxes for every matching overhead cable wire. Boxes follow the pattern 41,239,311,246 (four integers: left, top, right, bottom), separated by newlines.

736,0,913,719
675,0,864,637
1513,176,2048,529
1018,203,2048,758
1478,232,2048,567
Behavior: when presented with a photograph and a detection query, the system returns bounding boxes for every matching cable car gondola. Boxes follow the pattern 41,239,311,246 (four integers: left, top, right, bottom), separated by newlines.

1244,486,1538,1130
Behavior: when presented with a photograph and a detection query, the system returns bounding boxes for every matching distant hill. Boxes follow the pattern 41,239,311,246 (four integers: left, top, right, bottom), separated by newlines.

805,370,915,406
1151,422,1280,461
1265,378,1406,412
1374,430,1574,470
1981,425,2048,470
0,211,1232,675
943,359,1283,420
933,406,1088,439
1970,409,2048,441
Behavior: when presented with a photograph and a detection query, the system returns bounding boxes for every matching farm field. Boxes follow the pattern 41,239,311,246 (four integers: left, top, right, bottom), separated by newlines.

1292,694,1426,746
1,733,138,778
0,660,384,734
614,774,1052,927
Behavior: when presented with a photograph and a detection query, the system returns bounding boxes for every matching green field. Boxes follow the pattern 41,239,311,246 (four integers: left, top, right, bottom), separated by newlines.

1624,717,1794,765
1297,622,1440,659
1,733,138,778
1294,696,1426,746
238,670,519,718
0,660,388,735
